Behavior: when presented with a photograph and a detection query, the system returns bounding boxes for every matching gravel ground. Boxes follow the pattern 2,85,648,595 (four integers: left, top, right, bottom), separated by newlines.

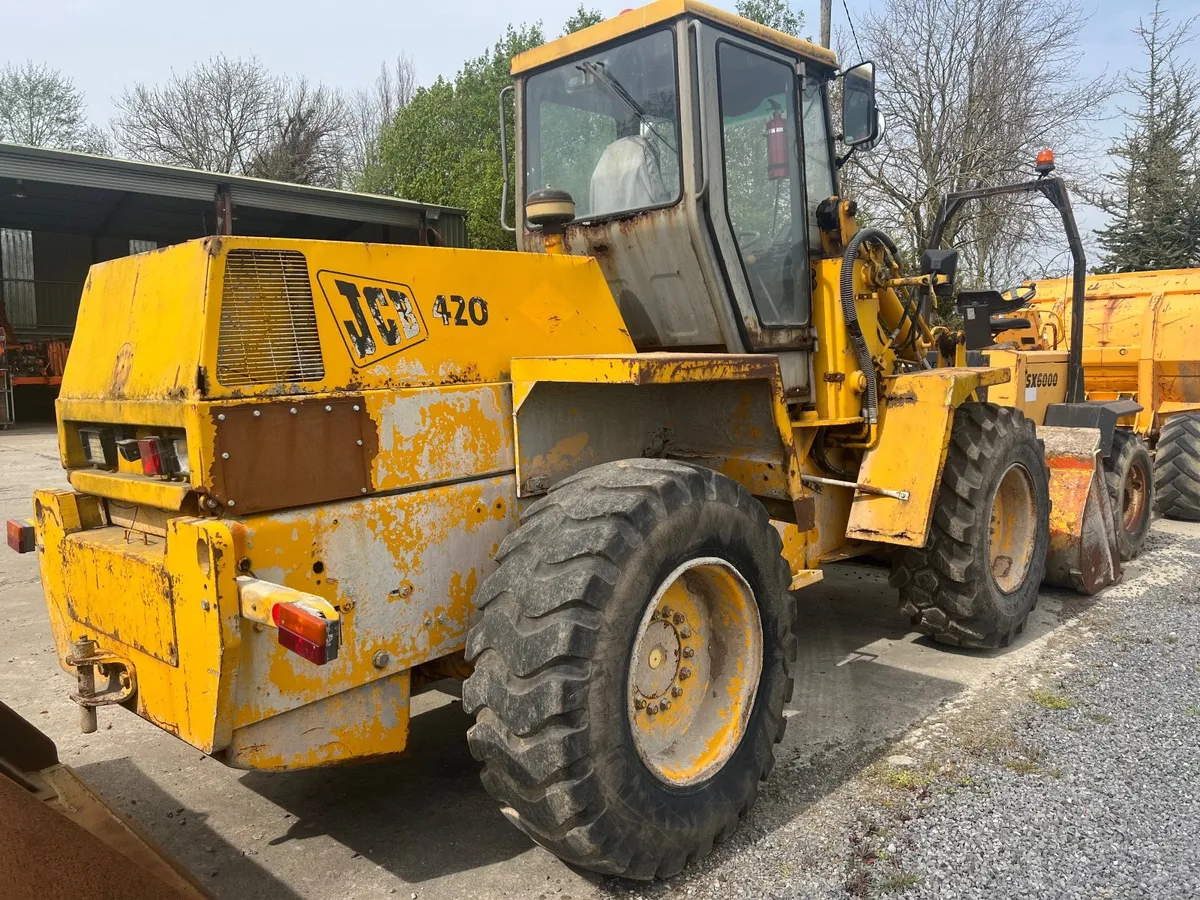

897,527,1200,900
603,524,1200,900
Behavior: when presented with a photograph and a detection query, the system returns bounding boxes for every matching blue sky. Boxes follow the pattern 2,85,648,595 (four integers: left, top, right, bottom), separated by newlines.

10,0,1152,129
7,0,1172,241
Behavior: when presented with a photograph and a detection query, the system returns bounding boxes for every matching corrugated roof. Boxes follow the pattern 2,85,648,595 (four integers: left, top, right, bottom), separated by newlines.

0,142,466,242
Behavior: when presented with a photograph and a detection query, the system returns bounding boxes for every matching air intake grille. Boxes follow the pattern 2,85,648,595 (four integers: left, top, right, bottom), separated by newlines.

217,249,325,387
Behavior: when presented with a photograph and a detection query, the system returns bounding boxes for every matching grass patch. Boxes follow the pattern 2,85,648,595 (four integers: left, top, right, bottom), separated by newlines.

878,873,923,892
1030,689,1071,710
1087,713,1114,724
1184,706,1200,716
882,769,933,791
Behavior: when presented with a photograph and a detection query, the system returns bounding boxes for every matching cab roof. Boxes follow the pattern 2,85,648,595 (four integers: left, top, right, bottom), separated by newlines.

510,0,839,76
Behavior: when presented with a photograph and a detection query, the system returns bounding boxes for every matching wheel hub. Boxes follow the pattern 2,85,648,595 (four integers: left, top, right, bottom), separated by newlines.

1123,459,1148,533
988,462,1037,593
627,558,762,786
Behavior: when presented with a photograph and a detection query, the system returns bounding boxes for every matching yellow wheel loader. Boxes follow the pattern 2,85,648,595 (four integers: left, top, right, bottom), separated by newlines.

7,0,1115,879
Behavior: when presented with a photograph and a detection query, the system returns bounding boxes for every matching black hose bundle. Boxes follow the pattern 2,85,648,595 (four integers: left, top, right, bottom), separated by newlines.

839,228,900,424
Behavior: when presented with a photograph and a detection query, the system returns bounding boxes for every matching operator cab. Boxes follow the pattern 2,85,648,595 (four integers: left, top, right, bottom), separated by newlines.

505,0,880,397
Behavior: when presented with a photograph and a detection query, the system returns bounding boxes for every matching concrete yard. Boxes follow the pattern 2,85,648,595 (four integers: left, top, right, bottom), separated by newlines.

3,424,1196,899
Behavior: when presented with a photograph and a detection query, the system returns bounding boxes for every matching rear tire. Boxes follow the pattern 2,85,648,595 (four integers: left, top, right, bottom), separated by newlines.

1154,413,1200,521
890,403,1050,649
462,459,796,879
1104,430,1152,560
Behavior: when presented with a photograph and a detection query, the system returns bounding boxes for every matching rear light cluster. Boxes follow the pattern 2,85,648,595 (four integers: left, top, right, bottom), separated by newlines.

79,427,188,478
6,519,34,554
272,601,341,665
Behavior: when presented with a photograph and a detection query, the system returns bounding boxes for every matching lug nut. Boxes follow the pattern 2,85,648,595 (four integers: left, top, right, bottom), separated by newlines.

634,696,647,709
660,605,673,619
680,627,692,639
672,685,684,698
647,702,660,715
683,646,695,658
673,612,685,625
680,667,692,680
659,698,672,710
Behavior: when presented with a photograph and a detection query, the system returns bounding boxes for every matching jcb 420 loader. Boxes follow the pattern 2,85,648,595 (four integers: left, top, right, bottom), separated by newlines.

9,0,1118,879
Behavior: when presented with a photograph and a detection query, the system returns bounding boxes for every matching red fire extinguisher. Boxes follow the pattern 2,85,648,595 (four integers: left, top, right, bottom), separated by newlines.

765,107,788,180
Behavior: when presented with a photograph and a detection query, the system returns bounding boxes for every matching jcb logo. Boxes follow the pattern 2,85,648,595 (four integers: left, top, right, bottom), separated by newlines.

317,270,427,367
1025,371,1059,389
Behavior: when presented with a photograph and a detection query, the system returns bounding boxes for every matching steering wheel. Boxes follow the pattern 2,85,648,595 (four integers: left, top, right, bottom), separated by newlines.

737,230,763,249
999,283,1037,306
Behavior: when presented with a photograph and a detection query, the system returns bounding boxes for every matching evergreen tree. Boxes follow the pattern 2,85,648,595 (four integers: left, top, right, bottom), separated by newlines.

1097,1,1200,272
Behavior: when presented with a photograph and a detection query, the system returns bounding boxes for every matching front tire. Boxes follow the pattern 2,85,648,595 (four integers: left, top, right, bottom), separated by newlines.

890,404,1050,648
1154,413,1200,521
463,459,796,879
1104,430,1152,560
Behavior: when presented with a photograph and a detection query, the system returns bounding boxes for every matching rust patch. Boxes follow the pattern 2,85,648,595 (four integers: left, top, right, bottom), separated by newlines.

887,390,919,407
111,342,135,395
207,396,380,514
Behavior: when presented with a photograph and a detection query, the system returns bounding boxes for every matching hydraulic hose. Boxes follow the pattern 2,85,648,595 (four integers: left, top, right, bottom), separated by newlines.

839,228,900,425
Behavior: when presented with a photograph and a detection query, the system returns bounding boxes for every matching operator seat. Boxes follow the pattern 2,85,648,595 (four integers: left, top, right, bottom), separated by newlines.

589,135,667,217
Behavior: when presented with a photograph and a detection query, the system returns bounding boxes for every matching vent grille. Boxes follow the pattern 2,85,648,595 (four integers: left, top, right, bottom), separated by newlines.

217,249,324,387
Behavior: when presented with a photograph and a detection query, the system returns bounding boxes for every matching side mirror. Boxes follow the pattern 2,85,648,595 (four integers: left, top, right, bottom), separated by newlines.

841,61,878,147
921,248,958,300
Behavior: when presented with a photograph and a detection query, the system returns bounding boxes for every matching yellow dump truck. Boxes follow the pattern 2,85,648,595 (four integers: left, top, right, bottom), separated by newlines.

924,157,1159,574
8,0,1121,879
1028,269,1200,522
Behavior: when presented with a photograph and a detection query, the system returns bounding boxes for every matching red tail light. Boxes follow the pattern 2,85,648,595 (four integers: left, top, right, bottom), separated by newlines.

272,601,341,665
138,437,165,475
7,519,34,553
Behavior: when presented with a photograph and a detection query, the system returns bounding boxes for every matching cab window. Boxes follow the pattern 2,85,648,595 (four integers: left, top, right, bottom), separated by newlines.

524,30,682,221
717,42,809,327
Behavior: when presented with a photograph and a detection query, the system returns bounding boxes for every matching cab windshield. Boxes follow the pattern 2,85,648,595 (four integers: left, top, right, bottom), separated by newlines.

524,29,682,221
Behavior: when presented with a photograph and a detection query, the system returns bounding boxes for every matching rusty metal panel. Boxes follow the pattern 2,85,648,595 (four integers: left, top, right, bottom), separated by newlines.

208,397,376,514
223,670,411,770
233,475,517,735
846,367,1012,547
1041,426,1120,594
61,527,179,666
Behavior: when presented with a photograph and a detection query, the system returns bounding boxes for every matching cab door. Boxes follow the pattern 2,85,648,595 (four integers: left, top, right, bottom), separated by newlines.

695,25,814,352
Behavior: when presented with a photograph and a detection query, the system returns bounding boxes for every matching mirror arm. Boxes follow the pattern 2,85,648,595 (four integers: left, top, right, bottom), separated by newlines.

836,145,857,169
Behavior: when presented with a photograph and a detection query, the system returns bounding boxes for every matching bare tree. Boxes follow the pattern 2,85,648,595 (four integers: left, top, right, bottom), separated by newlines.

846,0,1113,302
0,61,109,153
250,78,349,186
347,55,417,189
112,55,276,172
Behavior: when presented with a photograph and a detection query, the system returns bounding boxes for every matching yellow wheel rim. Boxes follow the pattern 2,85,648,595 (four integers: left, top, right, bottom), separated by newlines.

627,558,763,787
988,463,1037,593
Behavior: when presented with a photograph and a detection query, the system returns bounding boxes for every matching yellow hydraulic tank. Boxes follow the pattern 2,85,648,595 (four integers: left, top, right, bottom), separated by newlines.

1032,269,1200,435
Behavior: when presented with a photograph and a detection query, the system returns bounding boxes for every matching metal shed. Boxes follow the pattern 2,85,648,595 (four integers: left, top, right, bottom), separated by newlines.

0,143,467,423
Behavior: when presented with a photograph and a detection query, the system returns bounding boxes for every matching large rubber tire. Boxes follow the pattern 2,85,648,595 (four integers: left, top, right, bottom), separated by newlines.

1104,430,1153,560
1154,413,1200,521
890,403,1050,649
462,459,796,879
